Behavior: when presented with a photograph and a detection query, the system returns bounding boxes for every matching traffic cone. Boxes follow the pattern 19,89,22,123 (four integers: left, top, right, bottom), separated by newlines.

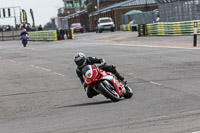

67,33,70,39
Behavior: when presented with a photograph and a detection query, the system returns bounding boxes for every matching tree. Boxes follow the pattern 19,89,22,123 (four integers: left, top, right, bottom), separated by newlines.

44,22,53,30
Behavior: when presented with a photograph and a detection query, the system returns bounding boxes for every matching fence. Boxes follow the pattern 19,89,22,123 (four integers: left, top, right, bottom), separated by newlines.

120,24,131,31
146,20,200,36
156,0,200,22
0,30,21,41
28,30,58,41
0,29,75,41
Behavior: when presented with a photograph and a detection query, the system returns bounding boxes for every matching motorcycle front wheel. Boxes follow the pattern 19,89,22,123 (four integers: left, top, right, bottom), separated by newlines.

98,80,120,102
22,40,28,47
123,86,133,99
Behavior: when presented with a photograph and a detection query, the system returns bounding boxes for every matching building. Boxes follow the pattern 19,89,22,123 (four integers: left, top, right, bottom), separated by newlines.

86,0,127,13
57,0,158,31
58,0,86,17
89,0,158,31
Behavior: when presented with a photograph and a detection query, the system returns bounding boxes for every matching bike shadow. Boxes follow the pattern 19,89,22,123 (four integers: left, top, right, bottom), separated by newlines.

55,100,113,109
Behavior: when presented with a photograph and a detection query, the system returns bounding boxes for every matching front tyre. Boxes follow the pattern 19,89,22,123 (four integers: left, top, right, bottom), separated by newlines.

124,86,133,99
22,40,27,47
98,81,120,102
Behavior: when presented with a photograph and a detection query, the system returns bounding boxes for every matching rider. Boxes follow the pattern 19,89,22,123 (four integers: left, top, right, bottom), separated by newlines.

74,53,126,98
20,29,28,36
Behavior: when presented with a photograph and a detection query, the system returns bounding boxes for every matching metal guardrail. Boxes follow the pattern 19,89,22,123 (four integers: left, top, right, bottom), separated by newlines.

0,30,21,41
0,30,75,41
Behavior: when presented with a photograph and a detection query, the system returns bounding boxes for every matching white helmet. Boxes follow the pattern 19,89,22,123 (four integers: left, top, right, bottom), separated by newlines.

74,53,86,67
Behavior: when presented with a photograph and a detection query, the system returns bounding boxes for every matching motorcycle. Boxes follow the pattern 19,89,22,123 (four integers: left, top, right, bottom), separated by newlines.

82,64,133,102
21,34,29,47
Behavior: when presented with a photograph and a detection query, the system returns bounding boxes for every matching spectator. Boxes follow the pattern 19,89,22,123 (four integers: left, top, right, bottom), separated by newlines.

26,23,31,31
6,25,11,31
38,25,43,31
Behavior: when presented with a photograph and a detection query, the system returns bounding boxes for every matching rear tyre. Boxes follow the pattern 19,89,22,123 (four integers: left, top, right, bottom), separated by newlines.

124,86,133,99
98,81,120,102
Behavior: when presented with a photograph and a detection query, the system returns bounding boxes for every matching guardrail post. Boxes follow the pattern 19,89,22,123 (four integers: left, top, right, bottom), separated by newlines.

138,24,141,36
2,30,4,41
142,24,146,36
193,22,197,47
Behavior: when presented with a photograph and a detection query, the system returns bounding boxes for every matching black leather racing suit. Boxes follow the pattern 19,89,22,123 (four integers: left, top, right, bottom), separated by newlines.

76,57,124,98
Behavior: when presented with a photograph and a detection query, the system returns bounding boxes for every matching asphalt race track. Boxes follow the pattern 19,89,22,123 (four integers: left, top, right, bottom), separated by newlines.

1,32,200,133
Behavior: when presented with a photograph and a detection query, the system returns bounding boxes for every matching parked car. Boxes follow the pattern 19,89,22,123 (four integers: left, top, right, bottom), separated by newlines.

71,23,83,33
96,17,115,33
129,20,137,31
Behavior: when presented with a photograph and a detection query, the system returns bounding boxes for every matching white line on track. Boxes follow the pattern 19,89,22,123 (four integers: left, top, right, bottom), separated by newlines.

150,81,162,86
191,131,200,133
6,59,17,63
4,59,66,77
30,65,66,77
30,65,51,72
103,43,200,50
22,47,36,50
129,44,200,50
127,73,134,75
52,72,66,77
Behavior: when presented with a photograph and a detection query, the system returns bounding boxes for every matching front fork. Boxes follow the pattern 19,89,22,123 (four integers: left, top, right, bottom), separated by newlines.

100,80,126,97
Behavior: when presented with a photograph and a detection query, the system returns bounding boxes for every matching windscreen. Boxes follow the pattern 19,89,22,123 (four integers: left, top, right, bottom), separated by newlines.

82,65,91,75
100,19,112,23
71,23,81,27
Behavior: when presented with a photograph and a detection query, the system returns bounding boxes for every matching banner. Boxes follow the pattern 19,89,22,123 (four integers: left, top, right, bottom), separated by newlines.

30,9,35,27
22,9,27,24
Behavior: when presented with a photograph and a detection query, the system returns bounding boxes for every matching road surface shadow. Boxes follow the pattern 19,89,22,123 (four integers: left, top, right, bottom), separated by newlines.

54,100,113,109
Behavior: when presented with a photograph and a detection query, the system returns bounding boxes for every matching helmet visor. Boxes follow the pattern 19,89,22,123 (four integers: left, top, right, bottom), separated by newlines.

76,59,84,66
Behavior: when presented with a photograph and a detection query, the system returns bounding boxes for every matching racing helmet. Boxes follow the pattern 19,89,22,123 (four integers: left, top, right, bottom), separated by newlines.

74,53,86,67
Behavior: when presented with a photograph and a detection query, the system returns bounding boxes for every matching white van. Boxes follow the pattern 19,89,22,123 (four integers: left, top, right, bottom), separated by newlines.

97,17,115,33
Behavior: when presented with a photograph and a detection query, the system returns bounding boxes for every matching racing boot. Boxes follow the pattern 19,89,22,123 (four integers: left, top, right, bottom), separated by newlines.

115,72,127,85
86,87,99,98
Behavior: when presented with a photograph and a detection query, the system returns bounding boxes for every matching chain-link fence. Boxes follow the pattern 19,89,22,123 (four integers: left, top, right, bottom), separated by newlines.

121,10,158,25
156,0,200,22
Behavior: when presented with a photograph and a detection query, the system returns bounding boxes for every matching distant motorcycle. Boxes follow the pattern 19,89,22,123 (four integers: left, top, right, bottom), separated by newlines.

21,34,29,47
82,64,133,102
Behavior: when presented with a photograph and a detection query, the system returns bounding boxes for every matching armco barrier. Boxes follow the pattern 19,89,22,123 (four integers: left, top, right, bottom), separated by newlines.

28,30,57,41
0,30,21,41
120,24,131,31
146,20,200,36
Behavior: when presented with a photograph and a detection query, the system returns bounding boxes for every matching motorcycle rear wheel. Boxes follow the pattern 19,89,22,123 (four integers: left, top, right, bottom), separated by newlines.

98,81,120,102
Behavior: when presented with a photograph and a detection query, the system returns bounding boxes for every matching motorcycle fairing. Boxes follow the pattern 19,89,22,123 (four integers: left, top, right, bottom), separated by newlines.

82,65,125,97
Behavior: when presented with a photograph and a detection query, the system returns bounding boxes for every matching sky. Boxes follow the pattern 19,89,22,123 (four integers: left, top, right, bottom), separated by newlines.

0,0,63,27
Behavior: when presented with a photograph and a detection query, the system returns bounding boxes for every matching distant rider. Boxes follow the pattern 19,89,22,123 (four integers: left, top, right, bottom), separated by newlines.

20,29,28,36
74,53,126,98
20,29,29,47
